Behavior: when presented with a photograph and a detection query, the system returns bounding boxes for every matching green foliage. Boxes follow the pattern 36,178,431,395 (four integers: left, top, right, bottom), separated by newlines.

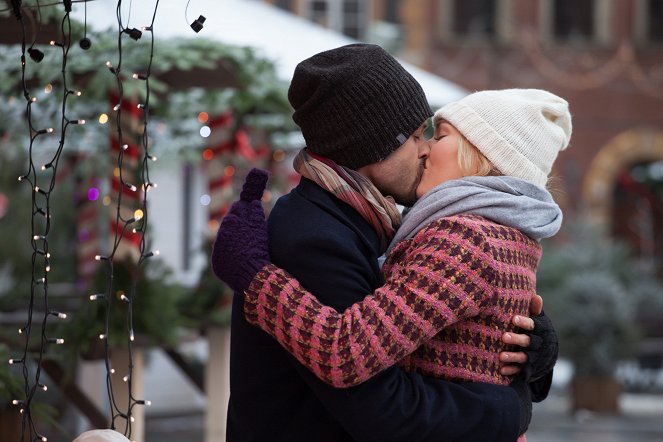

538,217,663,376
57,258,187,359
0,344,57,427
178,240,233,327
0,16,294,155
0,148,79,311
0,344,24,408
0,3,296,376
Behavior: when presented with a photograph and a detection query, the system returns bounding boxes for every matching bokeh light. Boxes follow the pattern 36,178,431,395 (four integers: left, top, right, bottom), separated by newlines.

202,149,214,161
87,187,100,201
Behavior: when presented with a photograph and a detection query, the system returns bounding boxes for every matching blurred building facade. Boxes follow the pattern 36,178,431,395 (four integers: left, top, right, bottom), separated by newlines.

265,0,663,277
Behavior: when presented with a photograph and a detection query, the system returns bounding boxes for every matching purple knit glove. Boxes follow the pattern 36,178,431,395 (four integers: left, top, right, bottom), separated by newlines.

211,168,270,292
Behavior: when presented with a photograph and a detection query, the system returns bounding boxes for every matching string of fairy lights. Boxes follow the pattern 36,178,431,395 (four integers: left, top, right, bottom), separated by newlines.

94,0,161,437
8,0,161,440
10,1,80,441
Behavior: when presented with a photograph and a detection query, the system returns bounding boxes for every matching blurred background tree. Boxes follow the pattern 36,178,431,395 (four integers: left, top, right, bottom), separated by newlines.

538,216,663,412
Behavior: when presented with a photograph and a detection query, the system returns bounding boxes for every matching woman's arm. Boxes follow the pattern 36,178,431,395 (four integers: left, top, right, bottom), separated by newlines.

244,217,497,388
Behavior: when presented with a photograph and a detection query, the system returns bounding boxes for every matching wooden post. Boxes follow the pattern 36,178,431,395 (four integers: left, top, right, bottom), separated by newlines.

205,326,231,442
111,347,145,442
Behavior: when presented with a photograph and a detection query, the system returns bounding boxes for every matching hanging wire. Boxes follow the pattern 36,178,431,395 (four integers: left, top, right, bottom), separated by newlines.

97,0,160,437
11,1,81,440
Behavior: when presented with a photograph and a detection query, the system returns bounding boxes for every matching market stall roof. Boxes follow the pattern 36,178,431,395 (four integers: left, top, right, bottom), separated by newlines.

72,0,467,107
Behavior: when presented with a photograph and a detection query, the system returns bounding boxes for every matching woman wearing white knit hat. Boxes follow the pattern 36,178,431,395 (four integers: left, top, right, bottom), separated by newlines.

214,89,570,441
73,429,131,442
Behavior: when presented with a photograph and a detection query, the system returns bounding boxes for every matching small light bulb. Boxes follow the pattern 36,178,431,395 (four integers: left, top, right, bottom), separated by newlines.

99,334,106,340
129,330,135,341
123,375,129,382
110,368,116,374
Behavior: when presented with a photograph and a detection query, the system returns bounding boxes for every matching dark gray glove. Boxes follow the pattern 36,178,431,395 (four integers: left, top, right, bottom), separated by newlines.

524,310,558,402
509,375,532,436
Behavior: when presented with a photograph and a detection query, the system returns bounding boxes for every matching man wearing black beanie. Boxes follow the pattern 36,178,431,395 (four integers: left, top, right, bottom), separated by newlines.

223,44,553,441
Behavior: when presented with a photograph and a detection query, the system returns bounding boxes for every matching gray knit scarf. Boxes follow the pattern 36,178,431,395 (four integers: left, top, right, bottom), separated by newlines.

386,176,562,255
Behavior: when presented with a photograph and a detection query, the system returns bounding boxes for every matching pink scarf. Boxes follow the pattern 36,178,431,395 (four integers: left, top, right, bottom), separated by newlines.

293,149,401,253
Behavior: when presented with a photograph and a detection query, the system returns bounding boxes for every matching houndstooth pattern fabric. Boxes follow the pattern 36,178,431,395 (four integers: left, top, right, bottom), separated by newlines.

244,215,541,388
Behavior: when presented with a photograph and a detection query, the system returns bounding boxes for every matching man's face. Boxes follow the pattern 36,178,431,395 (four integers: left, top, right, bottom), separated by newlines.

357,121,430,206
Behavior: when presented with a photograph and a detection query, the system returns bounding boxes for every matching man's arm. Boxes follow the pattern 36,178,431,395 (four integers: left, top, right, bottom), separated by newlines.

245,217,497,388
211,172,528,440
269,218,524,441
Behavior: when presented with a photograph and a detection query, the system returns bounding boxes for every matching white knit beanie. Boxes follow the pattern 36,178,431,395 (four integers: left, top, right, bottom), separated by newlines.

434,88,572,186
73,430,131,442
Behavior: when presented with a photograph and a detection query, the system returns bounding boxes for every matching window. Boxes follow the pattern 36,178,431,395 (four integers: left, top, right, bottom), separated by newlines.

309,0,329,27
453,0,497,38
437,0,511,44
342,0,363,39
306,0,369,40
540,0,612,45
648,0,663,43
634,0,662,45
384,0,400,24
553,0,594,41
275,0,293,11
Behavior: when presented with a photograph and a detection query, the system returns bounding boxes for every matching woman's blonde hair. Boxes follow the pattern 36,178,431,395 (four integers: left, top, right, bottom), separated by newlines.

456,135,502,178
456,134,555,189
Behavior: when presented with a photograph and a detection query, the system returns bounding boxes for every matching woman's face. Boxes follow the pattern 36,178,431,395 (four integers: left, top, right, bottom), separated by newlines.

416,120,466,198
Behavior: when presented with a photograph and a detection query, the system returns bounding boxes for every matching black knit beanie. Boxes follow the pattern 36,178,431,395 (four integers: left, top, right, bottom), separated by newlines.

288,44,433,170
